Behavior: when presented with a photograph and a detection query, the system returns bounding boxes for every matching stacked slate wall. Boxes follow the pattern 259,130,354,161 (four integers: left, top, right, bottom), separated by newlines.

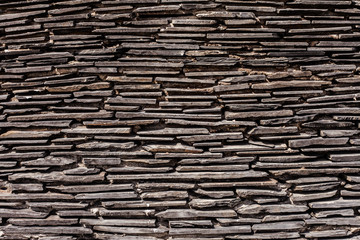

1,0,360,239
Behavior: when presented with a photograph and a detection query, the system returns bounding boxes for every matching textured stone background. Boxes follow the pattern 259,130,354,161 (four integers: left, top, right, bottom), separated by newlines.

1,0,360,239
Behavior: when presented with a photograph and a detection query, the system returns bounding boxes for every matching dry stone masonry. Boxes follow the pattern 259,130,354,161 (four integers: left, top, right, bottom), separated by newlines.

1,0,360,239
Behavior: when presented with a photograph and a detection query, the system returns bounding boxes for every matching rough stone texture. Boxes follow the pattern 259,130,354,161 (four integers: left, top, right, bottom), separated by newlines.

1,0,360,239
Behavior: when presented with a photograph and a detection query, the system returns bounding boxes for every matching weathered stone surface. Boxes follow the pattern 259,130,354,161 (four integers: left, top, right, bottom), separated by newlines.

80,219,156,227
226,110,293,119
93,226,168,235
302,120,354,128
154,152,222,158
107,166,172,173
210,143,287,153
189,198,239,209
8,110,113,121
179,156,254,165
108,171,267,181
0,193,73,201
304,230,350,238
10,183,43,192
57,210,96,217
298,107,360,115
5,66,53,73
8,216,77,226
178,133,243,142
62,167,99,176
271,167,360,176
143,143,202,153
289,137,349,148
236,204,308,215
214,83,249,92
169,220,213,228
194,189,234,199
27,202,88,210
305,217,360,226
9,172,105,183
252,221,304,231
62,127,131,135
0,226,92,235
176,164,249,172
252,80,330,89
75,192,137,200
102,200,186,209
309,199,360,209
0,131,59,139
0,209,48,218
291,190,337,202
138,128,209,136
22,156,76,166
98,209,156,217
315,209,354,218
116,111,221,120
137,183,195,191
0,121,72,128
0,10,46,21
156,209,237,219
236,189,287,197
249,126,298,136
0,152,46,160
262,214,310,222
321,130,359,137
330,154,360,162
77,141,135,150
48,184,132,193
1,1,360,239
259,155,317,162
169,226,251,235
229,232,300,239
140,191,188,200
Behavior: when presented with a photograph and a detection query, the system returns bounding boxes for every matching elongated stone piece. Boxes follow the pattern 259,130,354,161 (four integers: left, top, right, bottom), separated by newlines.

9,172,105,183
80,218,156,227
289,137,349,148
8,110,113,121
0,226,92,235
62,127,131,135
236,204,308,215
156,209,237,219
0,209,48,218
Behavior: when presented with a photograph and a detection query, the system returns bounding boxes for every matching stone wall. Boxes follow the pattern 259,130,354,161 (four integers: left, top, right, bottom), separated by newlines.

1,0,360,239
